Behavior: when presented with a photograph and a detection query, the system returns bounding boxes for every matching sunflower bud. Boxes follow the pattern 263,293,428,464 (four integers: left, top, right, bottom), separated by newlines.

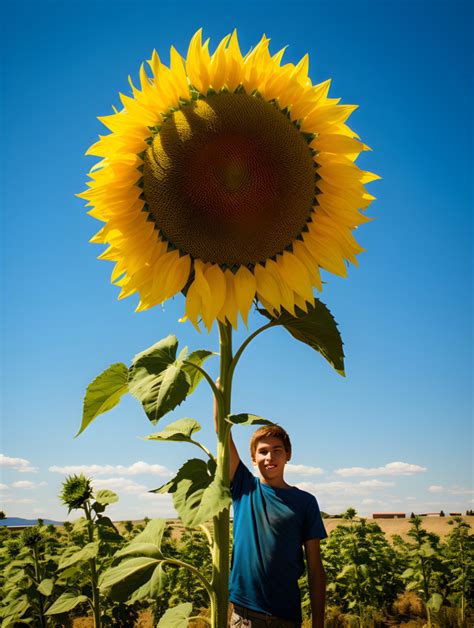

21,525,43,548
60,474,93,512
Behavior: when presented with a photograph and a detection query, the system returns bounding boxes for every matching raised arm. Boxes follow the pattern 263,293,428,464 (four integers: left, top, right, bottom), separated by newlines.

214,379,240,481
304,538,326,628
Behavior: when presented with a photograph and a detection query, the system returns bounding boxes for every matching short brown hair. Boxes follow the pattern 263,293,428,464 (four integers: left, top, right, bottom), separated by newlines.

250,424,292,459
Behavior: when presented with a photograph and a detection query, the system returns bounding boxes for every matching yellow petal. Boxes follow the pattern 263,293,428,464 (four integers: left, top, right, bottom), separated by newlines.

234,266,256,327
217,270,239,329
264,259,296,315
203,264,227,329
254,263,282,313
277,251,314,303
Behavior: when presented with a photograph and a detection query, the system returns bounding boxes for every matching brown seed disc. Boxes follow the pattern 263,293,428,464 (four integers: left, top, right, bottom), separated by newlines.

142,92,316,265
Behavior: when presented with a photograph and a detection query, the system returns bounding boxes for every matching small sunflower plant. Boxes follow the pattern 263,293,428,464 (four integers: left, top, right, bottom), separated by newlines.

78,30,377,626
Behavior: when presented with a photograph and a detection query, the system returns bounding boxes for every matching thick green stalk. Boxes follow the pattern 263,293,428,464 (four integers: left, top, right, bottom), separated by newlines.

32,543,47,628
210,321,233,628
84,503,101,628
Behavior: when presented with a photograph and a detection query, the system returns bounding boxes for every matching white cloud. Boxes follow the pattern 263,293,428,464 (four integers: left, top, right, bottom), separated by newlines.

359,479,395,488
92,477,150,496
447,486,473,496
295,480,395,496
1,497,36,504
0,483,9,490
11,481,47,490
335,461,427,477
286,464,324,476
0,454,38,474
427,484,473,496
49,461,173,477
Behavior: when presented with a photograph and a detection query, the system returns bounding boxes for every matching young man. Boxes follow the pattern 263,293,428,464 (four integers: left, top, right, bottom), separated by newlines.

228,423,327,627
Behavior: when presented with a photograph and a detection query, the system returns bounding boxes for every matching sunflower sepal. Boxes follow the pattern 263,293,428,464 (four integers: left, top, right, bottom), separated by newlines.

257,299,345,376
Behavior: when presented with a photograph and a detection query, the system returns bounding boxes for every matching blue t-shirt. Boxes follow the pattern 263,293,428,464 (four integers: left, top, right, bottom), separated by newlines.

229,461,327,621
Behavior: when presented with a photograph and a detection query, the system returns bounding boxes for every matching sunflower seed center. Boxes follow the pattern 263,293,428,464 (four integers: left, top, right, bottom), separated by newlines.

142,92,316,265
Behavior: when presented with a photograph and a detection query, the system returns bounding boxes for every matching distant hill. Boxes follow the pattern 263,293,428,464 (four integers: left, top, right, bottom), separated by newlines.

0,517,62,527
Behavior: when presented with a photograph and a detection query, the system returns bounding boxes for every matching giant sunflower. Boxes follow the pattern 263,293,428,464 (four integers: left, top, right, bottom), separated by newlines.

80,30,377,331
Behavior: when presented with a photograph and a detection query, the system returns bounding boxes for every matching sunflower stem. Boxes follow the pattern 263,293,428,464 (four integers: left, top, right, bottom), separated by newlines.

84,502,101,628
211,321,234,628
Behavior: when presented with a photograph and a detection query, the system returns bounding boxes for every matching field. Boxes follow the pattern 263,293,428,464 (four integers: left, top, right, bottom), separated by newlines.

150,515,474,542
2,513,472,627
323,515,474,540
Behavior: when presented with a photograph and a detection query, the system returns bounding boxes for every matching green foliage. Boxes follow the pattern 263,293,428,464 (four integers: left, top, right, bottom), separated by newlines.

258,299,345,375
146,417,202,442
320,509,404,620
129,336,191,423
77,363,129,436
225,413,272,426
155,458,231,527
79,337,215,435
156,602,193,627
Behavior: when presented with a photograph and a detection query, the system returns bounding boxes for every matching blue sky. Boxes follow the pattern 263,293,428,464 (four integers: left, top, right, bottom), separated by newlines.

1,0,472,521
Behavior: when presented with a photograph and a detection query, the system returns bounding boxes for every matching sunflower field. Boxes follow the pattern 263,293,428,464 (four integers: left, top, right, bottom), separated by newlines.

1,485,472,628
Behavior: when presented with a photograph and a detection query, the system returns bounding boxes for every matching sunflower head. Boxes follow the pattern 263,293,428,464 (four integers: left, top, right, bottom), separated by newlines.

80,30,377,331
60,474,93,512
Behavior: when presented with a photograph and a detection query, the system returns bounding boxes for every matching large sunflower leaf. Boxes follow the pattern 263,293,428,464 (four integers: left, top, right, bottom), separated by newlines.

156,603,193,628
128,336,191,424
126,518,167,548
164,458,231,527
115,543,163,561
129,563,167,602
45,592,89,615
58,542,99,570
145,418,202,443
182,350,215,394
258,300,345,375
99,557,161,602
76,363,129,436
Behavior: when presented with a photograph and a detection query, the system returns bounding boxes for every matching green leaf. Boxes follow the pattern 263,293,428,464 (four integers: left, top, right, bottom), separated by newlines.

96,516,123,542
58,542,99,570
37,579,54,596
95,489,119,505
226,413,272,426
77,363,129,436
145,418,202,442
166,458,231,527
419,542,436,558
128,336,191,424
128,563,167,602
99,557,161,602
401,567,414,578
2,596,30,621
156,603,193,628
258,300,345,375
115,543,163,561
45,591,88,615
427,592,443,612
128,518,167,548
183,350,214,394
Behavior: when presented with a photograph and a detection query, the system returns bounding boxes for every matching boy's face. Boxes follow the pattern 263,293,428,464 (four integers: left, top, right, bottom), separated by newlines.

251,436,291,484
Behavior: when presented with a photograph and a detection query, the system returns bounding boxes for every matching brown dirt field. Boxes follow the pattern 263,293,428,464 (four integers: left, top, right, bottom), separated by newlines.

126,515,473,542
322,515,473,540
